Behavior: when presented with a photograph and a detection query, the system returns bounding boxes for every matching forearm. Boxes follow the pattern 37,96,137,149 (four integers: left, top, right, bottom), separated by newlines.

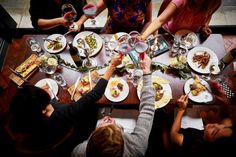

38,18,63,30
170,108,185,145
141,18,162,39
75,15,88,27
102,64,116,81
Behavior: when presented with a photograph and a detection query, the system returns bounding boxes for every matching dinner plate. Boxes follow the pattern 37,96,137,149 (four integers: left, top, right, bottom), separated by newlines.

43,34,67,53
187,46,219,74
184,78,213,103
72,31,103,57
137,76,172,109
175,29,199,49
105,78,129,102
109,32,128,51
35,78,59,99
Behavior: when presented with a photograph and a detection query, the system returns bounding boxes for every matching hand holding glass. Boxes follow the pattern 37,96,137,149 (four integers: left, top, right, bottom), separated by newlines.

62,3,77,22
134,41,149,60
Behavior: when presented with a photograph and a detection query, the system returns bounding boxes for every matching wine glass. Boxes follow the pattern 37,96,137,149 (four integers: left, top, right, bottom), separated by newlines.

128,31,140,49
134,40,149,60
107,40,118,56
83,3,97,26
61,3,77,22
118,42,131,58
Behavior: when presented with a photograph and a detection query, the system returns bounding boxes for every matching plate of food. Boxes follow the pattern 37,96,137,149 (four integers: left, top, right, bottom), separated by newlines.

187,46,219,74
35,78,59,99
43,34,67,53
72,31,103,57
67,70,101,101
137,76,172,109
15,54,39,78
105,77,129,102
184,76,213,103
175,29,199,49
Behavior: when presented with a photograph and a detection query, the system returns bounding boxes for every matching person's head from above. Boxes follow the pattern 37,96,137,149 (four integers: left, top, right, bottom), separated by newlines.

9,85,53,133
204,123,233,142
86,116,124,157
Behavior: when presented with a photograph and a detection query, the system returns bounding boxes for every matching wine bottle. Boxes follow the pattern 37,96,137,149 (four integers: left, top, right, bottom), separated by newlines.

219,48,236,70
68,42,82,67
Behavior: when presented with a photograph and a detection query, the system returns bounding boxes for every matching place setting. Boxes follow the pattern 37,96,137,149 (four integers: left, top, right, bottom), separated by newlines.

137,75,172,109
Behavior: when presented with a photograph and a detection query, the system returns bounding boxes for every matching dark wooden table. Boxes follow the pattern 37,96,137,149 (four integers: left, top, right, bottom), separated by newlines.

0,33,236,116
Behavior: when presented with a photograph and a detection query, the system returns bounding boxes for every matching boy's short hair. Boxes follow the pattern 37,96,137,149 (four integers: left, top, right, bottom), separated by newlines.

86,124,124,157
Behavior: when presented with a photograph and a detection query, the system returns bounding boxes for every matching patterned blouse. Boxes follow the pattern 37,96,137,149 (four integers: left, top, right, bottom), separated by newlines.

101,0,151,34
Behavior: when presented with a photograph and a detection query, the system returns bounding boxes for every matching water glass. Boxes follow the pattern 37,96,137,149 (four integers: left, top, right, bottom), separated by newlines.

133,69,143,87
52,73,67,87
27,37,42,54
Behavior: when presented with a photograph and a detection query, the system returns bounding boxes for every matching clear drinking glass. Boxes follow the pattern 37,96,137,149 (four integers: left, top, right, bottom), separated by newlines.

52,73,67,87
62,3,77,22
128,31,140,48
133,69,143,87
134,40,149,60
83,3,97,25
27,37,42,54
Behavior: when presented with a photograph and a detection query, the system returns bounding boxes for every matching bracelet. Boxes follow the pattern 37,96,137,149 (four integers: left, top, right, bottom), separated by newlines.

143,72,152,76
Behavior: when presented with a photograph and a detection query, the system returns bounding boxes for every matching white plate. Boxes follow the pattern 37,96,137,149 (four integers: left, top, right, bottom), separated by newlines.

43,34,67,53
105,78,129,102
109,32,128,51
72,31,103,57
35,78,59,99
175,29,199,49
187,46,219,74
137,76,172,109
184,78,213,103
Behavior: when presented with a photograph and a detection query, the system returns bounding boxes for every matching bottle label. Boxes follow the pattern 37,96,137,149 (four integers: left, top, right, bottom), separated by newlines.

221,53,234,65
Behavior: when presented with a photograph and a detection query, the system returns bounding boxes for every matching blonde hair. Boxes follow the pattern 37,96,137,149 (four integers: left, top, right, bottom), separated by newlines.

188,0,221,16
86,124,124,157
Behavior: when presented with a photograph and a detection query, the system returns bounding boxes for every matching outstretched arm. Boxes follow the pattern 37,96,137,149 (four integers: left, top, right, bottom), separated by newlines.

141,2,177,39
170,94,188,146
141,1,152,33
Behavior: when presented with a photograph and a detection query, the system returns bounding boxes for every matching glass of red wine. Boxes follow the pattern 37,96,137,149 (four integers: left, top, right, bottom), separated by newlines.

61,3,77,22
134,40,149,60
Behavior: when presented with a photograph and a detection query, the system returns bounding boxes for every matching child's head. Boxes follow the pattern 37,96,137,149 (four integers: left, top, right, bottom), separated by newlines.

86,116,124,157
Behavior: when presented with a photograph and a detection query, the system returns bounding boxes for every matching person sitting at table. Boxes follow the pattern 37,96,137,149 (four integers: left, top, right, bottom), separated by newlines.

140,0,221,39
29,0,88,33
74,0,152,34
171,94,235,157
71,54,155,157
5,54,122,157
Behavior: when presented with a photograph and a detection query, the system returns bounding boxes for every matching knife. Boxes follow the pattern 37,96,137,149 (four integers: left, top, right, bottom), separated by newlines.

46,80,59,100
71,76,81,100
9,67,29,82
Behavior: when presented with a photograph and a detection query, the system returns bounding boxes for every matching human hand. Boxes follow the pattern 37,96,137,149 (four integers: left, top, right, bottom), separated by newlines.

110,54,123,68
59,17,73,28
177,94,188,110
69,22,81,32
139,54,151,74
201,25,212,38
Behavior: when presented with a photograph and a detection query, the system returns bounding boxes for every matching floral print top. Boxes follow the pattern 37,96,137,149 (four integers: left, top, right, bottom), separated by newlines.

101,0,151,34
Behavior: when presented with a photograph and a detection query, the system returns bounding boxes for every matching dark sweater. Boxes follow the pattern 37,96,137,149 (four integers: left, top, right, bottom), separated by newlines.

29,0,87,33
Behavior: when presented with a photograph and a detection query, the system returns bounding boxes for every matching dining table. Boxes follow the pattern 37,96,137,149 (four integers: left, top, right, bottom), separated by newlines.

0,32,236,117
